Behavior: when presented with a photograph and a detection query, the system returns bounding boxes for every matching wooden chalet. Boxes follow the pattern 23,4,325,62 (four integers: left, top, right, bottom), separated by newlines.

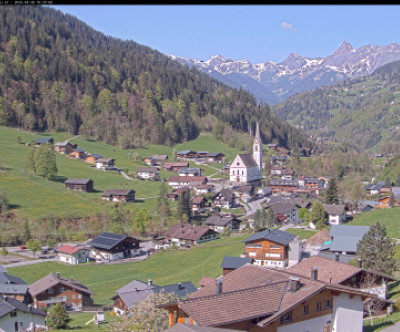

206,152,225,163
161,264,380,331
203,215,241,233
190,196,207,215
137,166,159,180
0,264,29,304
29,272,94,311
243,228,302,268
102,189,135,202
34,137,54,146
175,150,197,160
164,224,219,246
64,178,93,192
95,157,115,169
211,188,236,209
53,141,76,154
168,176,208,189
69,148,86,159
163,162,189,172
87,232,140,262
322,204,347,225
85,154,103,164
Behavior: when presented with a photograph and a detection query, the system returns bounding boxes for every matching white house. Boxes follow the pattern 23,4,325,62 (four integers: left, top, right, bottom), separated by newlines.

323,204,346,225
137,167,159,180
0,296,47,332
230,122,263,184
56,245,90,265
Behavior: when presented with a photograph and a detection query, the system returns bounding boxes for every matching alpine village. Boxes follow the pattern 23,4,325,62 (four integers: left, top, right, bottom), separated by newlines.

2,5,400,332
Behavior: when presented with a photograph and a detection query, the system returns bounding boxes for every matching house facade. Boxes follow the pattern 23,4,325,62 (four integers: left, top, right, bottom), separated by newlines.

0,297,47,332
64,178,93,192
56,245,90,265
87,232,141,262
0,265,29,304
95,158,115,169
29,272,94,311
53,142,76,154
203,215,241,233
102,189,136,202
211,189,236,209
164,224,219,246
168,176,208,189
137,167,159,180
322,204,346,225
243,229,300,268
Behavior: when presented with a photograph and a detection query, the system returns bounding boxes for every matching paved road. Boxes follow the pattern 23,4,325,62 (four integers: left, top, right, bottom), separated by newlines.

379,320,400,332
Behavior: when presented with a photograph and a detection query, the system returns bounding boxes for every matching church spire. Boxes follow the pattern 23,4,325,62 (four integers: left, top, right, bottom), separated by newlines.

253,121,262,175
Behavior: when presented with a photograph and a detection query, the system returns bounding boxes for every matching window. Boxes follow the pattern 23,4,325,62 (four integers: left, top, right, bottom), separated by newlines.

325,300,332,309
280,311,292,323
316,302,322,312
270,244,280,249
59,287,65,292
72,295,76,299
248,252,256,257
10,311,17,317
48,288,53,294
303,305,309,315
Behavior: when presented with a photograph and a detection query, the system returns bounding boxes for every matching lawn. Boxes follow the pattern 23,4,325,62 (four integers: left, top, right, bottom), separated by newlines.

8,234,248,306
285,228,318,240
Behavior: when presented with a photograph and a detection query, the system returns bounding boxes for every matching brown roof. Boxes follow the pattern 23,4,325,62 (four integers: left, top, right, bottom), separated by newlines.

323,204,346,215
164,224,217,241
163,162,189,168
29,273,94,297
286,255,361,284
56,245,88,255
168,176,208,183
177,263,378,328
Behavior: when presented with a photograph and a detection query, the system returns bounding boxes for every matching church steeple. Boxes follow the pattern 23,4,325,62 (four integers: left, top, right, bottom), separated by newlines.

253,121,262,174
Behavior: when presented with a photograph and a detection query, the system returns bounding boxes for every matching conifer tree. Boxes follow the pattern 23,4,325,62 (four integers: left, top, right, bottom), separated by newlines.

356,222,396,276
325,178,339,204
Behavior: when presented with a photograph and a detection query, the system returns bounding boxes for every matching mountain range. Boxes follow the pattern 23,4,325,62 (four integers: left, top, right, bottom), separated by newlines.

170,41,400,105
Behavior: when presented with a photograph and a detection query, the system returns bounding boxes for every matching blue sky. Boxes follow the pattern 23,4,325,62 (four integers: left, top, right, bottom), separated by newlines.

51,5,400,64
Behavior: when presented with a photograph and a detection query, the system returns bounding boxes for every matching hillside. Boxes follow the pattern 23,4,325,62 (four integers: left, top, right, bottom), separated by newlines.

0,5,310,151
271,60,400,152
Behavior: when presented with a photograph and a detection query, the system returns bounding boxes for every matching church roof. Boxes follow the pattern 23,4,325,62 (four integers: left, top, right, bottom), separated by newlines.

237,154,258,168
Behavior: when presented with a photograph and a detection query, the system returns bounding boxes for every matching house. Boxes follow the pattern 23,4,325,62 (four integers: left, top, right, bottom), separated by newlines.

53,141,76,154
176,150,197,160
194,184,214,195
143,156,157,166
168,176,208,189
320,225,370,255
111,279,197,316
34,137,54,146
364,181,385,196
190,196,207,215
64,178,93,192
243,228,302,268
167,186,190,201
85,154,103,164
102,189,135,202
0,296,47,332
69,148,86,159
232,185,255,203
323,204,346,225
220,256,253,275
161,263,379,331
29,272,94,311
151,154,168,165
268,201,301,225
203,215,241,233
56,245,90,265
211,189,236,209
206,152,225,163
287,255,396,300
281,168,295,180
163,162,189,172
271,165,285,176
230,122,263,184
164,224,219,246
0,265,29,304
87,232,141,262
137,166,159,180
95,157,115,169
269,179,299,196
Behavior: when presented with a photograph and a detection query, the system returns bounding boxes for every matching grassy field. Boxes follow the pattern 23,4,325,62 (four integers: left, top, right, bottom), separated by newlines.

0,126,243,220
8,234,247,306
285,228,318,240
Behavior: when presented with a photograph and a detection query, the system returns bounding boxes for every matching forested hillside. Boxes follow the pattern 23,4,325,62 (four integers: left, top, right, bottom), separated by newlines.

0,6,310,150
271,60,400,152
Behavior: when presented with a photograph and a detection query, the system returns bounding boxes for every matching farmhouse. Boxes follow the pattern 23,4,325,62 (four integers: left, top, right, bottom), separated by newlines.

64,178,93,192
85,153,103,164
206,152,225,163
102,189,135,202
161,264,378,331
190,196,207,215
29,272,94,311
69,148,86,159
0,296,47,332
178,167,204,177
163,162,189,172
164,224,219,246
322,204,347,225
111,279,197,316
211,188,236,209
137,166,159,180
95,157,115,169
56,245,90,265
53,141,76,154
243,228,302,268
168,176,208,189
203,215,241,233
151,154,168,165
34,137,54,146
87,232,141,262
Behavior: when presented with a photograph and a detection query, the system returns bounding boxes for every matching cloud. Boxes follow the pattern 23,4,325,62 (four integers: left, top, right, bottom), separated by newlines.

281,21,296,32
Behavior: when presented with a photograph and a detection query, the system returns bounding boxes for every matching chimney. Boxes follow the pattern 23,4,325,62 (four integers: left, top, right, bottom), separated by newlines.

215,279,223,294
56,272,60,279
148,279,152,288
289,277,300,292
357,259,363,268
335,252,340,262
311,266,318,281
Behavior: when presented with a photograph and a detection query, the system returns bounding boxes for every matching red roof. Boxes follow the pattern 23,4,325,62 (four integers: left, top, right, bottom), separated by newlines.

56,245,86,255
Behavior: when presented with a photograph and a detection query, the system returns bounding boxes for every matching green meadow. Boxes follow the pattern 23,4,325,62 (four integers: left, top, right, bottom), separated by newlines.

0,126,243,220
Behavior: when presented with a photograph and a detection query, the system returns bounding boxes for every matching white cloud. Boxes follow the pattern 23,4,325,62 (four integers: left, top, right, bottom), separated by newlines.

281,21,296,32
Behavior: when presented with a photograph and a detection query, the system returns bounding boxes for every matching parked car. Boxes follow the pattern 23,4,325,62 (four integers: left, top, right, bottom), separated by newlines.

19,245,27,249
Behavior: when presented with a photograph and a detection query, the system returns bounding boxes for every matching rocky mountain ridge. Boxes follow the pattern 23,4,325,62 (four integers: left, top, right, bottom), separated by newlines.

170,41,400,104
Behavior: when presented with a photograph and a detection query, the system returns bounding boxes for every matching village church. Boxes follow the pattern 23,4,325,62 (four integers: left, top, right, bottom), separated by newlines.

229,122,263,184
